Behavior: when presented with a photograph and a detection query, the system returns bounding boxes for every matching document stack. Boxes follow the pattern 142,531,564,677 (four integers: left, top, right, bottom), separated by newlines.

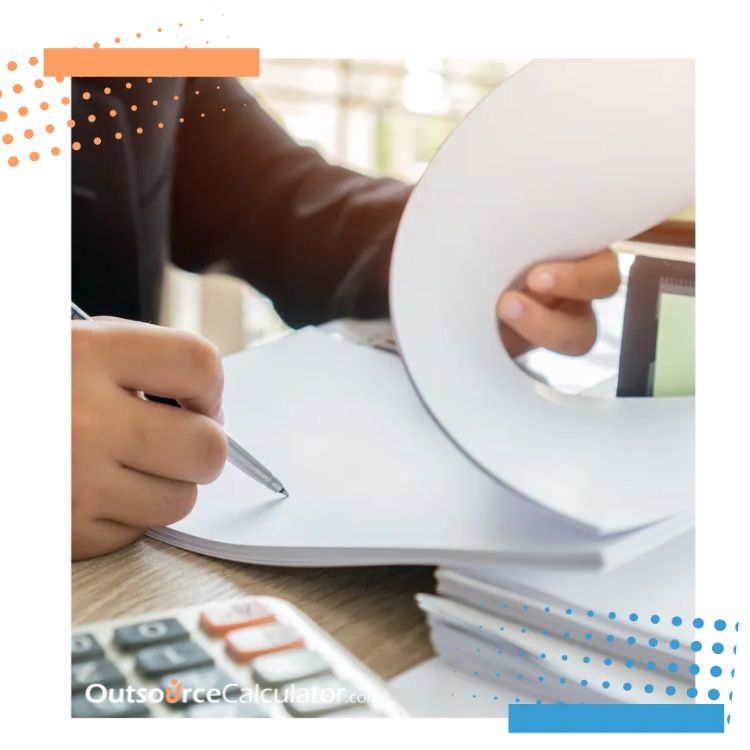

417,531,696,705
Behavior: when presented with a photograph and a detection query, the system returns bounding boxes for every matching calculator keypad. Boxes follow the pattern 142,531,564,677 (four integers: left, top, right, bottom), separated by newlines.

71,596,404,718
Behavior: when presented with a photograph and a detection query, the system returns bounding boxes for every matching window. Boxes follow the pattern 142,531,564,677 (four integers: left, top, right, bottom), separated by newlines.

243,59,524,180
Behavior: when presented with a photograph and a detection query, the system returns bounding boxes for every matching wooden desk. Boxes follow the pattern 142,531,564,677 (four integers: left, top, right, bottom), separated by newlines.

72,538,435,681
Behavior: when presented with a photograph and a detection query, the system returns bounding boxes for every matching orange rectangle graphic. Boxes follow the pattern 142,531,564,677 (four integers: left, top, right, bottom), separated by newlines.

44,48,260,77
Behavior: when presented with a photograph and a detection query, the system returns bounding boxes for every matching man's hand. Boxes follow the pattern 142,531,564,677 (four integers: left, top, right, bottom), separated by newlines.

72,318,228,560
496,249,620,357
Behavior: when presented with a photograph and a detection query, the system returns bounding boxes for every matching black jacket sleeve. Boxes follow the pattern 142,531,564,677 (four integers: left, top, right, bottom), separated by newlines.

170,77,411,327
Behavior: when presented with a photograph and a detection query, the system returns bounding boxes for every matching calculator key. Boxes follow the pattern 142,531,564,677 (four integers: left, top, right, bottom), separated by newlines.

159,667,240,707
136,640,213,678
200,600,275,636
186,701,267,718
72,693,150,718
114,617,188,651
252,649,331,688
283,675,366,718
71,633,104,663
72,659,126,693
225,623,304,663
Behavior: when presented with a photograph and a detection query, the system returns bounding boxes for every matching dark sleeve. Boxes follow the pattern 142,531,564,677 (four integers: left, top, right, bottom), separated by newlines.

170,77,411,327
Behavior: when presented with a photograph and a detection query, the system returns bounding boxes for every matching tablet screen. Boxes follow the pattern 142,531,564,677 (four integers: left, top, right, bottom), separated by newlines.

617,257,695,398
652,279,696,396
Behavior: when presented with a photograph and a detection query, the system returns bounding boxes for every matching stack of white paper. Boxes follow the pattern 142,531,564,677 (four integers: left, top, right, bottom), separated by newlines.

150,328,693,569
418,530,696,704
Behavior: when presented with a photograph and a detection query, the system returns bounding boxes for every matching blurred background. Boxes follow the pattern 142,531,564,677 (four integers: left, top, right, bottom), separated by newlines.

161,59,523,352
160,59,694,395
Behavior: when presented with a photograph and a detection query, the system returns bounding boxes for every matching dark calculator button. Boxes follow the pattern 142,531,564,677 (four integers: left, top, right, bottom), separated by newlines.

136,640,213,678
72,693,150,718
159,667,239,708
252,649,331,688
71,633,104,663
114,617,189,651
186,701,267,718
72,659,126,693
284,675,365,718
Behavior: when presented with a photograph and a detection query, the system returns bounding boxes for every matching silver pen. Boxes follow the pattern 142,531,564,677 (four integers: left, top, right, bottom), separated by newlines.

71,302,288,498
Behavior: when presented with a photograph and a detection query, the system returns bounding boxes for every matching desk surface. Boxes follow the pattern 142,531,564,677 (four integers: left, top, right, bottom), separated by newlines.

72,538,435,681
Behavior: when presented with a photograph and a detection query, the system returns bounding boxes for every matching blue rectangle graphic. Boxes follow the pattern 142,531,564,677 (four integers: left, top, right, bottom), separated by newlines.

508,704,725,733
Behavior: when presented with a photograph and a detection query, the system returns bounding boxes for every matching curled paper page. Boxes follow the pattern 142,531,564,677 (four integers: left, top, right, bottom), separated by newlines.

390,59,695,534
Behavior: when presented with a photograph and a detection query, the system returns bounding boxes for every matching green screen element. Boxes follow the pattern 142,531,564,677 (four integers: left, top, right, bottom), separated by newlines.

652,293,695,397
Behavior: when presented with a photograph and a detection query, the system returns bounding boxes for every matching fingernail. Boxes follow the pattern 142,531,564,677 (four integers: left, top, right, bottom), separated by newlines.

531,270,557,291
499,294,524,321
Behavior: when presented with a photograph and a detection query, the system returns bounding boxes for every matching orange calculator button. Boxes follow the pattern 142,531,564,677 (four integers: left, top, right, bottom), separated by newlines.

225,623,304,663
199,601,275,636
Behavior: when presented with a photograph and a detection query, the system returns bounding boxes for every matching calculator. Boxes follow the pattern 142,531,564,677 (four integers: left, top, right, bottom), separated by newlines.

71,596,407,718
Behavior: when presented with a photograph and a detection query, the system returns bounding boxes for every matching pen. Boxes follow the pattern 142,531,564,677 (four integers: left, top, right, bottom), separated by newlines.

71,302,288,498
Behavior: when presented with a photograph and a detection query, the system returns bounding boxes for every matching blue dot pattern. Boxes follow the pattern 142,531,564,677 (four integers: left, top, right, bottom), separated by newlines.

448,605,739,708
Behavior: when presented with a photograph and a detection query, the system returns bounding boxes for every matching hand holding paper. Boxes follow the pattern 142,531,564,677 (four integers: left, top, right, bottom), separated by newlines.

498,248,620,357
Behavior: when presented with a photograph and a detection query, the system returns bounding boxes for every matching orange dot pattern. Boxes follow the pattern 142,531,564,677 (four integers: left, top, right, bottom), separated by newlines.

4,18,230,167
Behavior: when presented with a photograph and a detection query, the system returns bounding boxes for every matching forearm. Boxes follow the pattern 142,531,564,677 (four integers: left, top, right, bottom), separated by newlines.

170,77,410,327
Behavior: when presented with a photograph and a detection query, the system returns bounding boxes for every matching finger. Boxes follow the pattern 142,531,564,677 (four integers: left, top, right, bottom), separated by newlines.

526,249,620,301
499,323,533,358
113,393,228,484
96,464,198,528
497,291,597,355
89,318,224,421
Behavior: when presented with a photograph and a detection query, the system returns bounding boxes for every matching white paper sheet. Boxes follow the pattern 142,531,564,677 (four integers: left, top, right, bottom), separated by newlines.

391,59,695,533
150,329,691,567
446,529,695,641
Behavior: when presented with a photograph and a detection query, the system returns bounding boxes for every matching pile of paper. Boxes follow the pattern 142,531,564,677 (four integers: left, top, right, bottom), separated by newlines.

417,531,696,704
151,329,693,569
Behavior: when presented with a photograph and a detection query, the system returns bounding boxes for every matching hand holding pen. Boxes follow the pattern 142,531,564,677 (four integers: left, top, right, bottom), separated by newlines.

71,303,286,560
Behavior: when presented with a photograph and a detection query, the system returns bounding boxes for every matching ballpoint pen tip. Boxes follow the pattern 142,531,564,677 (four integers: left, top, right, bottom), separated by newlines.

280,487,289,498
